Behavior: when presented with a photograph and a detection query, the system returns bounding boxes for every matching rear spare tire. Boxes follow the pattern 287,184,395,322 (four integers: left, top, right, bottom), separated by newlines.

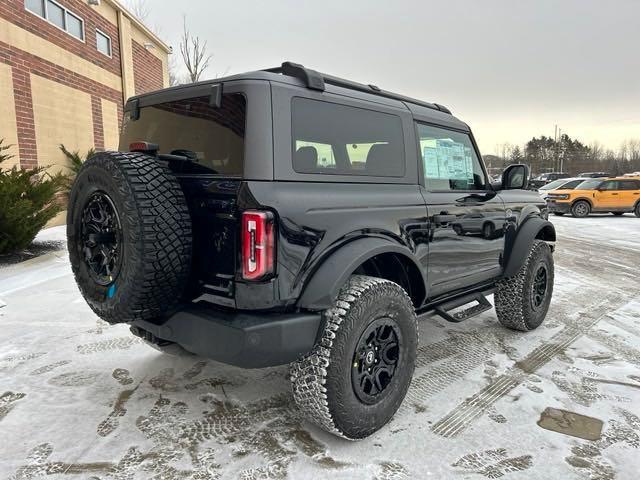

67,151,192,324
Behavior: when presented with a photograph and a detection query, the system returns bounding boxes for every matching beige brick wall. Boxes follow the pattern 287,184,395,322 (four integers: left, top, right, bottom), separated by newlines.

0,18,122,92
0,62,19,170
101,98,120,150
31,74,94,175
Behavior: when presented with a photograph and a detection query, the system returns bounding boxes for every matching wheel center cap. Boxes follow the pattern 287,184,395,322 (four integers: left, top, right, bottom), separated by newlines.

365,350,375,365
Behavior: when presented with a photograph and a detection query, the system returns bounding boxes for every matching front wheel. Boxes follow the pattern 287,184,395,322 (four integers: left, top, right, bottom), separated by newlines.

290,275,417,439
495,240,554,331
571,200,591,218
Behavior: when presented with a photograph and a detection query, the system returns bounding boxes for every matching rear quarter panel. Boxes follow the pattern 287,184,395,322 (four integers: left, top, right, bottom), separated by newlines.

240,181,430,307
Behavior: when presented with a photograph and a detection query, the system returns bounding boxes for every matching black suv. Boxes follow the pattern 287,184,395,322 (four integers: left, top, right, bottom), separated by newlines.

68,62,556,440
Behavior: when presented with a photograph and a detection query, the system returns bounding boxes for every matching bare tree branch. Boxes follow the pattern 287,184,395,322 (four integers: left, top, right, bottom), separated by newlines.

179,16,212,83
124,0,150,22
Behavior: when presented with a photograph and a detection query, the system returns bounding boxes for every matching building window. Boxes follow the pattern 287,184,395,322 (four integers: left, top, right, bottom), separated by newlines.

66,11,84,39
96,29,112,57
25,0,85,41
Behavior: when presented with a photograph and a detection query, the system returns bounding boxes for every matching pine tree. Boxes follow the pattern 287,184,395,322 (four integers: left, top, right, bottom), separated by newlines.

0,139,69,255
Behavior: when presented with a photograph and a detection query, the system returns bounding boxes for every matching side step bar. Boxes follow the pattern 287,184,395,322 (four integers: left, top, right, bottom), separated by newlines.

434,291,493,323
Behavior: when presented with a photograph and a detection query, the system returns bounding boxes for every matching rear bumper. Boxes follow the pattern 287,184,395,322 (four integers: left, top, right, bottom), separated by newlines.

130,306,322,368
546,201,571,214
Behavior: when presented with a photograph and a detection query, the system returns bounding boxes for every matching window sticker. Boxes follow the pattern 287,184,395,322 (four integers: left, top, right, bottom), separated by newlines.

423,139,473,181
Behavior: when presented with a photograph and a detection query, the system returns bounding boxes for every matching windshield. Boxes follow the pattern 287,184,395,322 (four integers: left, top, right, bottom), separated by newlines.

575,179,603,190
540,179,568,190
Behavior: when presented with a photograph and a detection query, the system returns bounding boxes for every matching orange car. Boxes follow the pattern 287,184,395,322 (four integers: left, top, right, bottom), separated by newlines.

546,177,640,217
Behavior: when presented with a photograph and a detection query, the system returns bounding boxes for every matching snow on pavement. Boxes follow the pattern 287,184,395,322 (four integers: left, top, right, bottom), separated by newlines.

0,216,639,479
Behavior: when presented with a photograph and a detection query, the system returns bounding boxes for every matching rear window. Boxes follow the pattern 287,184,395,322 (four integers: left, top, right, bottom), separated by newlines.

620,180,640,190
120,94,246,176
563,180,584,189
576,179,602,190
291,98,405,177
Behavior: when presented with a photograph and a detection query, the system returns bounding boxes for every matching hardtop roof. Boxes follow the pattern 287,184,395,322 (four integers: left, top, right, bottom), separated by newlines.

127,64,469,132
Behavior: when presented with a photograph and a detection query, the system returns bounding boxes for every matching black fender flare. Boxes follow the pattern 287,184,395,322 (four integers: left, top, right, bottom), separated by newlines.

503,217,556,278
297,237,424,311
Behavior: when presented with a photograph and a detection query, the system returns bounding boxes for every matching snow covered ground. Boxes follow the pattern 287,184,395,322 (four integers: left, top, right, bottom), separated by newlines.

1,214,639,480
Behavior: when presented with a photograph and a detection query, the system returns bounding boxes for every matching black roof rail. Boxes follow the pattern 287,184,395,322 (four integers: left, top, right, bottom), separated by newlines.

263,62,325,91
263,61,452,115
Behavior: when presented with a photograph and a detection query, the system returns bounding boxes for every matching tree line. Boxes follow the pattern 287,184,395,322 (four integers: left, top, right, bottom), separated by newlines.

485,136,640,176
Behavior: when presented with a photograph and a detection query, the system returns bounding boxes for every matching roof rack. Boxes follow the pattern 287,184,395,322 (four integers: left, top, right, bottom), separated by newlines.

263,61,452,115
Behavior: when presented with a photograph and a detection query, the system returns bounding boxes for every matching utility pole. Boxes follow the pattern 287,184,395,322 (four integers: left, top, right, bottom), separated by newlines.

554,125,558,172
559,128,563,173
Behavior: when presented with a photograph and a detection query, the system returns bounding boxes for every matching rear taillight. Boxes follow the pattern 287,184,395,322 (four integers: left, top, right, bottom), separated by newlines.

241,210,275,281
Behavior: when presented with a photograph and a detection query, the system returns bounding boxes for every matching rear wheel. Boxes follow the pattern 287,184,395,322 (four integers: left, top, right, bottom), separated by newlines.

67,151,192,324
634,203,640,218
495,240,554,332
571,200,590,218
290,275,417,439
482,222,495,239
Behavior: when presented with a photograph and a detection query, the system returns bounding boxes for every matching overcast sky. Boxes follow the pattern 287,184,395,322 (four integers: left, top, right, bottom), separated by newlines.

144,0,639,155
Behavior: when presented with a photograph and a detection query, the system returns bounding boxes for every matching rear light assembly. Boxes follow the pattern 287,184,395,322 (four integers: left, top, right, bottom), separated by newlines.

241,210,275,281
129,141,159,154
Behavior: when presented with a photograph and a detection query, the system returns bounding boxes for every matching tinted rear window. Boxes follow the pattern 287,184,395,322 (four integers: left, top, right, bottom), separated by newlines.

291,98,405,177
120,94,246,175
576,180,602,190
620,180,640,190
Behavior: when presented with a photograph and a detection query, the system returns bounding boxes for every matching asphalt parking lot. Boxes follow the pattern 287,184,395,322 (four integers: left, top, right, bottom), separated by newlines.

1,215,639,480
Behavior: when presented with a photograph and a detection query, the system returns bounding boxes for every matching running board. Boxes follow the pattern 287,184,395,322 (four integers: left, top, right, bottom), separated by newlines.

434,292,493,323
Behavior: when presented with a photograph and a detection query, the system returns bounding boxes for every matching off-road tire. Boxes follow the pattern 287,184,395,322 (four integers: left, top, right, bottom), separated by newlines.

571,200,590,218
495,240,554,332
634,203,640,218
553,212,565,216
67,151,192,324
290,275,417,440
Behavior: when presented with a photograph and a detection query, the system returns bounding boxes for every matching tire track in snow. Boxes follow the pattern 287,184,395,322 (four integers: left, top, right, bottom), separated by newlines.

431,294,631,438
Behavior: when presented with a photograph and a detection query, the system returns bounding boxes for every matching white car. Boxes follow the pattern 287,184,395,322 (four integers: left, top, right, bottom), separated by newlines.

538,177,590,201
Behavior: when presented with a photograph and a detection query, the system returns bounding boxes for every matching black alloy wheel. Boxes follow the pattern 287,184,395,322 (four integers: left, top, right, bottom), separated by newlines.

351,318,401,405
530,265,548,310
81,192,122,286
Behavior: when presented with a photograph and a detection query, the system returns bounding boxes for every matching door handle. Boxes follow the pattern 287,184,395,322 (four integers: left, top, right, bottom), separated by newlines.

433,214,457,225
611,193,619,195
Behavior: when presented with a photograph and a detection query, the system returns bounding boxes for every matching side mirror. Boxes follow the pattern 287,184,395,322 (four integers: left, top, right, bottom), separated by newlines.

500,164,530,190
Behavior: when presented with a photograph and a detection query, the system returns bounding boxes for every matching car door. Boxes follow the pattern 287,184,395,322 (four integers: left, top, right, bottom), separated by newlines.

416,122,506,298
619,179,640,208
593,180,621,209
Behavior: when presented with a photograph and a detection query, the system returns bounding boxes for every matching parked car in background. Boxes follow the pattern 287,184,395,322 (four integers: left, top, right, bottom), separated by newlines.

623,172,640,178
578,172,611,178
529,172,571,189
546,177,640,217
538,177,589,200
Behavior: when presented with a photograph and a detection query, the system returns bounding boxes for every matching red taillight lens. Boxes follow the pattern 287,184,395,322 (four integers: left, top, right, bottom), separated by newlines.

242,210,275,281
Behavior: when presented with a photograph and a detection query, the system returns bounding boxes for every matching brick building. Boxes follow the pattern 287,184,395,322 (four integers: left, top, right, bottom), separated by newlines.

0,0,170,175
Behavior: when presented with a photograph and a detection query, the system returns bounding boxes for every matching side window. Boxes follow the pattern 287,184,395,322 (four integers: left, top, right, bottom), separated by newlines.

601,181,619,191
291,98,405,177
416,123,486,191
564,180,583,189
620,180,640,190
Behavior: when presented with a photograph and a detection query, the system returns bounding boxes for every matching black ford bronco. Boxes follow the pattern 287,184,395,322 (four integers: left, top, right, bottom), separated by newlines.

68,62,555,440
